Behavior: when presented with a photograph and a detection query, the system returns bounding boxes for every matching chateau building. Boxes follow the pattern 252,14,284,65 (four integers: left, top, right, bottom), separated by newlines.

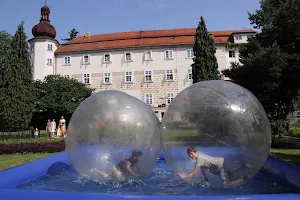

28,4,256,120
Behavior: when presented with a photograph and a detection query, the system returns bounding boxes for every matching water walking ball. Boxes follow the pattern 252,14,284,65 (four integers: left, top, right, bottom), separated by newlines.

161,80,272,188
65,90,161,182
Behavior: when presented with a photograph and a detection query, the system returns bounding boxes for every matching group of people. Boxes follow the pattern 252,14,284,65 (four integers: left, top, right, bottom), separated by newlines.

91,147,251,188
46,116,67,138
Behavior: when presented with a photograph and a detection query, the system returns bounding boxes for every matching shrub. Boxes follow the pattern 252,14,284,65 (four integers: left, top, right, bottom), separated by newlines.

287,127,300,138
0,140,65,154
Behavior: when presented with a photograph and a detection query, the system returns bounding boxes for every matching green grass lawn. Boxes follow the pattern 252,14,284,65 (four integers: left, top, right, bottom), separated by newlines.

0,153,54,171
269,148,300,166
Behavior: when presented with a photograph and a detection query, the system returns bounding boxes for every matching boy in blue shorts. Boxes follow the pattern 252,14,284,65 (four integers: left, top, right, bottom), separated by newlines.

178,146,250,188
91,149,145,181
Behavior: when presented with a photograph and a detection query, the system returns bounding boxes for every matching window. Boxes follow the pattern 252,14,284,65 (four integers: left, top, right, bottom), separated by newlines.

104,53,111,62
144,70,152,82
229,50,235,58
83,55,90,64
186,49,194,58
145,51,152,60
235,35,242,40
166,93,175,105
47,58,52,66
165,69,173,81
47,44,53,51
64,75,71,79
30,44,34,52
83,73,91,84
125,71,133,83
165,50,173,59
103,72,112,84
63,56,71,65
124,52,132,61
144,94,153,105
188,69,192,80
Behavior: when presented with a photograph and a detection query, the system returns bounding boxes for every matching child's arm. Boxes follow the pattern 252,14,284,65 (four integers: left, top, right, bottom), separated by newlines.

125,164,138,177
179,166,200,179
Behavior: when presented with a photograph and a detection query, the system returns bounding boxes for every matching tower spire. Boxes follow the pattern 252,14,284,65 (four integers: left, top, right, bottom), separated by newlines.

45,0,47,5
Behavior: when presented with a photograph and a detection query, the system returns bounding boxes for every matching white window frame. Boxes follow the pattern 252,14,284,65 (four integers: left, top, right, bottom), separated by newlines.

82,54,90,64
188,69,192,81
47,58,52,66
166,93,175,105
103,72,112,84
144,93,153,106
186,49,194,58
103,53,111,63
64,75,71,79
124,52,133,61
165,69,174,81
47,44,53,51
235,35,242,40
82,73,91,85
124,71,133,83
145,51,152,61
63,56,71,65
229,50,235,58
144,70,152,82
165,50,173,60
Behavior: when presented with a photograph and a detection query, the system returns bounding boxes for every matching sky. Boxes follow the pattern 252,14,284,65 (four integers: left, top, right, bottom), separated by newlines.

0,0,261,43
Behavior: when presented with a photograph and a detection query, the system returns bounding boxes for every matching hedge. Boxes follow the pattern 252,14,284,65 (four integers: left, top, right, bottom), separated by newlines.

0,140,65,154
286,127,300,138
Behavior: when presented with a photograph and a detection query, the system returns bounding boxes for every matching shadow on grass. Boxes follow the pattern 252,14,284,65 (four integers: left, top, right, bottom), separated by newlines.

271,138,300,149
269,152,300,167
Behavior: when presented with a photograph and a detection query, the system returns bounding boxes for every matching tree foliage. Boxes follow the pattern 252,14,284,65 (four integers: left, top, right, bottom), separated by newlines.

62,28,79,41
0,22,35,130
222,0,300,139
31,75,94,129
191,16,220,83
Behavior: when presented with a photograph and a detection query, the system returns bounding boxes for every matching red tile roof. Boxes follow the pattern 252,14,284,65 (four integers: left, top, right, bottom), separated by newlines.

55,28,256,54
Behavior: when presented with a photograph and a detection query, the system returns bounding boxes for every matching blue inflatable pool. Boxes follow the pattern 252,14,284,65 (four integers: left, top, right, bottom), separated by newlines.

0,150,300,200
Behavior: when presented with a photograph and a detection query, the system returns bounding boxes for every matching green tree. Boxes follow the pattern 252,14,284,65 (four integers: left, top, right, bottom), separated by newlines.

0,22,35,130
62,28,79,41
222,0,300,141
0,31,13,128
31,75,94,129
191,16,220,83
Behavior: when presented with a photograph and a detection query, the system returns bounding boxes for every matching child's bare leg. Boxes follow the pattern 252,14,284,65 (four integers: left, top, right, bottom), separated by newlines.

94,169,109,178
224,177,247,188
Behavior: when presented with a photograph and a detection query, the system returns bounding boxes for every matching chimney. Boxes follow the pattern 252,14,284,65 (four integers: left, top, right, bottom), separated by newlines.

85,32,91,37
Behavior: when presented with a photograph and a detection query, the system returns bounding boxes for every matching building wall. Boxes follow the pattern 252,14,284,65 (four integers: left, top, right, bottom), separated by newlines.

29,39,57,81
54,44,243,119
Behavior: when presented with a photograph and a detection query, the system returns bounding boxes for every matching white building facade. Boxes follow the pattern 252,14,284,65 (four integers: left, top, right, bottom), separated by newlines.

29,4,256,120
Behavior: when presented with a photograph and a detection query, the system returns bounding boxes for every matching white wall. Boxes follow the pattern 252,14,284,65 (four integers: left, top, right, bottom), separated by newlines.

56,47,179,80
29,39,57,81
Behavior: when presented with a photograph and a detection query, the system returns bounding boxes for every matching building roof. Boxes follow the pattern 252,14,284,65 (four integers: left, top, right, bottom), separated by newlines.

55,28,256,54
32,4,56,39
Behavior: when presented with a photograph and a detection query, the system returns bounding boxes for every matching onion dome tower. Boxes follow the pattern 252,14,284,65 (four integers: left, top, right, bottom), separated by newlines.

32,4,56,39
28,2,58,81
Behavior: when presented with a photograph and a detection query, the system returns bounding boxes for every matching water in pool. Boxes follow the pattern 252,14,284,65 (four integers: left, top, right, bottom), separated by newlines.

19,160,300,196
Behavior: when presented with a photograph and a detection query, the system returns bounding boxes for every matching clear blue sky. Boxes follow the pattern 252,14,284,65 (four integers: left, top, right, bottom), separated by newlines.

0,0,261,43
